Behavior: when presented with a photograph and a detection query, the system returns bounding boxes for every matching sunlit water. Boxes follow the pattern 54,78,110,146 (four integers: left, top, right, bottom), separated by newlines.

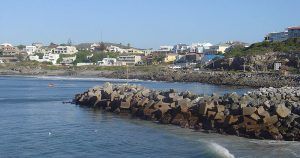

0,76,299,158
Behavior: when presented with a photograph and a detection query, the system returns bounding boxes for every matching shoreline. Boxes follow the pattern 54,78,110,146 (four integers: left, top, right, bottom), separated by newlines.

1,65,299,88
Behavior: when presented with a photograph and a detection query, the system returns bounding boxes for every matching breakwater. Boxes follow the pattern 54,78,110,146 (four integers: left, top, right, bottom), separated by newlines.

74,83,300,141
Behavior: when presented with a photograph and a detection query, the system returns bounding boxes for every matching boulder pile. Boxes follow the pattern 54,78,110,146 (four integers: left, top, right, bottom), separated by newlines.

74,83,300,141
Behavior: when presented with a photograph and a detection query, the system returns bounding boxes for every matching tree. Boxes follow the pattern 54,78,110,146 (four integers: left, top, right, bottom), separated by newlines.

99,42,106,51
35,53,44,59
16,45,26,50
73,51,92,64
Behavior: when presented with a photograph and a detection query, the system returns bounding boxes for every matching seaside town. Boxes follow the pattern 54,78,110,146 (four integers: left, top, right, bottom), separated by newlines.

3,0,300,157
1,25,299,74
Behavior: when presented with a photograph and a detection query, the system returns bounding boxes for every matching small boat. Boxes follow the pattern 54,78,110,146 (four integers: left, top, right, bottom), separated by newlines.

48,83,54,87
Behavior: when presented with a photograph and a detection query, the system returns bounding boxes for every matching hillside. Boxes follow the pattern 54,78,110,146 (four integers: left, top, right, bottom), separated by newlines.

225,38,300,57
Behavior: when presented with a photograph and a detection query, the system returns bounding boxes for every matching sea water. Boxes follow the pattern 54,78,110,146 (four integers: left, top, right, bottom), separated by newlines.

0,76,299,158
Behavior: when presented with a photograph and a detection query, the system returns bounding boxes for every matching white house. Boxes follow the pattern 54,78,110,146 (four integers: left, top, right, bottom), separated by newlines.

117,55,142,65
32,43,43,48
265,31,288,42
29,53,60,65
26,46,37,55
190,43,213,53
61,56,76,65
173,44,190,53
107,45,126,53
90,43,100,51
54,46,78,54
97,58,117,66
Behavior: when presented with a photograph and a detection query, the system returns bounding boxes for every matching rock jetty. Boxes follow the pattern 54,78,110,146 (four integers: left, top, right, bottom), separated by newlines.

74,83,300,141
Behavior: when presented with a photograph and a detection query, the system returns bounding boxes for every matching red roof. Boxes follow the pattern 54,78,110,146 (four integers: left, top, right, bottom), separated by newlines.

288,26,300,30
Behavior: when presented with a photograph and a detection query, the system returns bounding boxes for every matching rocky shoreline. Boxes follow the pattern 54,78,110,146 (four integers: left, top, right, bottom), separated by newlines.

103,69,300,88
1,65,300,88
74,83,300,141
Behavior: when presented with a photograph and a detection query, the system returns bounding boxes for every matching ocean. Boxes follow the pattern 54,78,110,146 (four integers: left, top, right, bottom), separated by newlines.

0,76,299,158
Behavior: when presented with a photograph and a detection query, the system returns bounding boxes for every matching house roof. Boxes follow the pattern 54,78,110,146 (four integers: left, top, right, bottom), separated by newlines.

288,26,300,30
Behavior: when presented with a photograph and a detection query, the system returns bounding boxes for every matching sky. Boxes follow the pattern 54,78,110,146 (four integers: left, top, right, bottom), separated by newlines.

0,0,299,49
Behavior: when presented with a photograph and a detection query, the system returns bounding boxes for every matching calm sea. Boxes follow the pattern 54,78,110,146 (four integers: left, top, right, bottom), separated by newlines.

0,76,299,158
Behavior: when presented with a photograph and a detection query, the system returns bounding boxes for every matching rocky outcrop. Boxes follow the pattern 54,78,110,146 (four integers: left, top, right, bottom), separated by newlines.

104,70,300,88
74,83,300,141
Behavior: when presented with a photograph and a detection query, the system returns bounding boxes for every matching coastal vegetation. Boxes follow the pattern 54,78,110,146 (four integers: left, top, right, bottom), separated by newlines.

72,51,119,65
225,38,300,57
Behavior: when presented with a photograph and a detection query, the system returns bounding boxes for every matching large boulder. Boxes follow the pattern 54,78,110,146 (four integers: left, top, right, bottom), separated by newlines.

276,104,291,118
242,107,257,116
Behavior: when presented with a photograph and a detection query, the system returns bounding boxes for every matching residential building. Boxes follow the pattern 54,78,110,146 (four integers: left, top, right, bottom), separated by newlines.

185,53,202,63
141,49,153,56
25,46,37,55
173,44,189,53
61,56,77,65
54,46,78,54
0,43,13,47
217,44,230,54
204,44,229,54
0,43,19,56
117,55,142,65
32,43,43,48
164,53,177,63
76,43,92,51
265,31,288,42
288,26,300,39
29,53,60,65
97,58,117,66
127,48,144,54
189,43,213,53
159,46,174,52
107,45,123,53
90,43,100,51
174,53,202,64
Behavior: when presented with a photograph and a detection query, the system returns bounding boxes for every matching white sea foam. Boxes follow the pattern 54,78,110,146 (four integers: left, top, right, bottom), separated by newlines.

249,140,289,145
208,142,235,158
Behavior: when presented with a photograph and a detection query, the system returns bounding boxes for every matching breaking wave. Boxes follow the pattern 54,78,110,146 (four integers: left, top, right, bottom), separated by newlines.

207,142,235,158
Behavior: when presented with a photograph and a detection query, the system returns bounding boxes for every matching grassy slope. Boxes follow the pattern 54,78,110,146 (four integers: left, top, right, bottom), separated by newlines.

225,38,300,57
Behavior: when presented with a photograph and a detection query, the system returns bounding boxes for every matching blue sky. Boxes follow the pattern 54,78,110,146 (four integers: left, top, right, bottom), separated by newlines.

0,0,299,48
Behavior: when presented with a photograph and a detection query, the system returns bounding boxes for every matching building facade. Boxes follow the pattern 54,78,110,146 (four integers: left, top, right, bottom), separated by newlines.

288,26,300,39
29,53,60,65
117,55,142,65
54,46,78,54
159,46,174,52
265,31,288,42
164,53,177,63
0,43,19,56
97,58,117,66
25,46,37,55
